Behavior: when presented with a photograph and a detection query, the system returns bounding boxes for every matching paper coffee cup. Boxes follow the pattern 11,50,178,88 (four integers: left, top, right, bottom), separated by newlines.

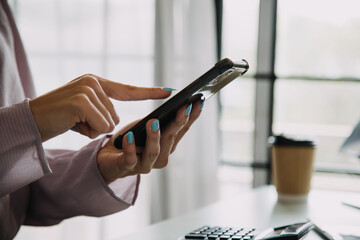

269,135,316,202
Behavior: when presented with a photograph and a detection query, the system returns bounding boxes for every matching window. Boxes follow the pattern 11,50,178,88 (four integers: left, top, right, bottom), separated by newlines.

219,0,360,192
275,0,360,190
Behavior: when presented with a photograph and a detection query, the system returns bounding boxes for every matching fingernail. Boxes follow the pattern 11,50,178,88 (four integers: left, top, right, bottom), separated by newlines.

186,104,192,116
163,87,176,91
200,100,205,110
126,131,134,144
151,120,159,131
70,128,78,132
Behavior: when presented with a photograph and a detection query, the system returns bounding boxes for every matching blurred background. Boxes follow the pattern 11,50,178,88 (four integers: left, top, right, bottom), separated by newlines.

9,0,360,239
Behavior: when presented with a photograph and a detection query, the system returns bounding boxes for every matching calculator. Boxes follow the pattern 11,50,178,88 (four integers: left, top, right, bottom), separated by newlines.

178,221,320,240
179,225,259,240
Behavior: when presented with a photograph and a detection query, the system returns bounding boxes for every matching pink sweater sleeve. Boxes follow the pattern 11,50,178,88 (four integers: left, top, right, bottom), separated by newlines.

0,99,140,226
0,99,51,198
25,139,140,226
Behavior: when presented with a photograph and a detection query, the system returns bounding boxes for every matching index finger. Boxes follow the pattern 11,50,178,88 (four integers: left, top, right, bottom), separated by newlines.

96,76,172,101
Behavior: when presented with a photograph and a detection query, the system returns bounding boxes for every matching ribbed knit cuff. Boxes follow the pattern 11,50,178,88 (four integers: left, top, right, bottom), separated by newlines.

0,99,50,197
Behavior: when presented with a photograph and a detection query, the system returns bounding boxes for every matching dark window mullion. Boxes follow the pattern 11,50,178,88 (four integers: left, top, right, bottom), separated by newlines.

253,0,277,187
214,0,223,62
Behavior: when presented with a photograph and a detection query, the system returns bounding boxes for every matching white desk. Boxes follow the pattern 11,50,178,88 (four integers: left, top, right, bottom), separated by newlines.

117,186,360,240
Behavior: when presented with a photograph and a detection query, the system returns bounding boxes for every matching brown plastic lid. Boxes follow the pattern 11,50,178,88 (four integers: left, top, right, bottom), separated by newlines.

269,135,316,147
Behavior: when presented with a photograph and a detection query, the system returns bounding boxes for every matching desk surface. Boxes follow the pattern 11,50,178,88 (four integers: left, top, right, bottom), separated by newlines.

117,186,360,240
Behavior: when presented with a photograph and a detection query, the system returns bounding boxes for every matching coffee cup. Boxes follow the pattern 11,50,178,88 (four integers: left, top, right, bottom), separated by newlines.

269,135,316,202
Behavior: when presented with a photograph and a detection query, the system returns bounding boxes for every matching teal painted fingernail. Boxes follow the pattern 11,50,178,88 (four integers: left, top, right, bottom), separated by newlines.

127,131,134,144
186,104,192,115
151,120,159,131
200,100,205,110
163,87,176,91
70,127,78,132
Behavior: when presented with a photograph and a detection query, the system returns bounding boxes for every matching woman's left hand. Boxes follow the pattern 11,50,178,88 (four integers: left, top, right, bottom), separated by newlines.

97,100,203,184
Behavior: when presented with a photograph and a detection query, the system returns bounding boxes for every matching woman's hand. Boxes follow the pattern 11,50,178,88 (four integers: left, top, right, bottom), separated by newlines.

29,74,171,142
97,100,203,184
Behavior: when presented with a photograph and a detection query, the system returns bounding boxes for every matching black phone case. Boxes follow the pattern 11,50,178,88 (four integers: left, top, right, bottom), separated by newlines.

113,58,249,149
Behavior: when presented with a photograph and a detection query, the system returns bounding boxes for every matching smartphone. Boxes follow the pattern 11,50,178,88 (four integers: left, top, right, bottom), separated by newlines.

113,58,249,149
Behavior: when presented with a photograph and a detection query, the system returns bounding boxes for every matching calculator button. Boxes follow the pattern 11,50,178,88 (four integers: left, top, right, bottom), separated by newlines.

219,236,231,240
207,236,219,240
184,234,207,239
242,236,254,240
222,233,233,236
236,230,248,235
231,237,243,240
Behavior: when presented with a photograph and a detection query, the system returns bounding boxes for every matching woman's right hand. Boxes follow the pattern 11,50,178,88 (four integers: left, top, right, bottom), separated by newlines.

29,74,172,142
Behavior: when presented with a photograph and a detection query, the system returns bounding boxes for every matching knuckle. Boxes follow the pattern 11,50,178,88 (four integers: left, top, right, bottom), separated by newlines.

149,150,160,159
123,84,137,98
125,147,136,156
102,122,111,132
89,132,99,139
80,85,97,96
141,167,152,174
125,84,136,91
157,158,169,168
174,118,187,128
80,74,100,87
166,132,178,142
72,93,91,108
79,73,92,79
91,121,110,134
147,149,160,160
149,131,160,141
108,123,115,132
